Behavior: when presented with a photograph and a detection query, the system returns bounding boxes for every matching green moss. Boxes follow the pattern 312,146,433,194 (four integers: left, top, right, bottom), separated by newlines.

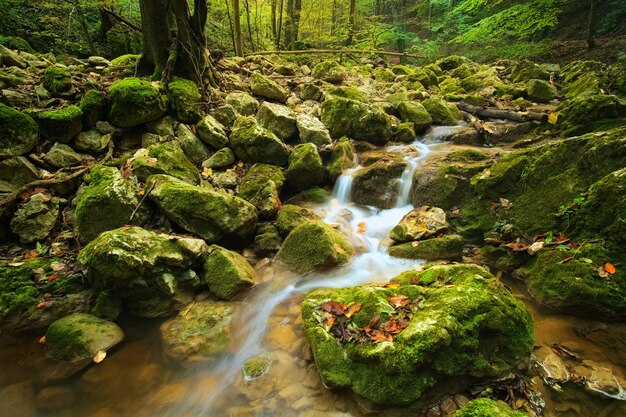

110,54,140,66
0,35,35,52
45,324,88,361
312,60,345,83
0,259,52,316
108,77,166,127
422,97,459,125
35,105,83,143
557,92,626,135
454,398,528,417
329,86,368,102
252,223,282,256
250,72,288,103
275,204,321,236
525,79,557,102
397,101,433,132
388,235,464,261
91,289,121,320
204,245,255,299
391,65,415,75
230,116,290,166
320,97,392,146
0,103,38,158
510,60,549,82
285,143,324,192
243,356,272,379
79,90,106,128
301,263,534,405
42,65,72,96
326,137,356,182
436,55,473,71
168,77,203,123
477,245,527,273
447,149,489,163
276,220,354,273
132,141,199,184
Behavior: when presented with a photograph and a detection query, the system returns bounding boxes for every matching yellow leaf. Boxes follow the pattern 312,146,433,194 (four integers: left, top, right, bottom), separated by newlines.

38,336,46,345
548,111,560,125
93,350,107,364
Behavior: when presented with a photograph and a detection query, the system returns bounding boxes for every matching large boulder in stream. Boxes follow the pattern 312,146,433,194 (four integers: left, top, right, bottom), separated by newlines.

454,398,528,417
301,264,534,405
276,220,354,273
390,206,448,242
78,226,207,317
389,234,464,261
147,174,258,244
351,155,407,209
203,245,255,300
321,97,392,146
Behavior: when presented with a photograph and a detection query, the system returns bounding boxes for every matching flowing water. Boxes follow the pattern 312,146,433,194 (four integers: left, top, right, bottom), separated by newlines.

1,127,626,417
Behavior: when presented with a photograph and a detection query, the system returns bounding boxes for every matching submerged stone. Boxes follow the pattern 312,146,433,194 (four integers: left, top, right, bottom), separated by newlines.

301,264,534,405
147,174,258,244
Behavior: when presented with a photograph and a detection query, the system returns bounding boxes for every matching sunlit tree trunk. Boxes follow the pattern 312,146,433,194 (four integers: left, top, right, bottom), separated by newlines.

276,0,284,48
346,0,356,45
284,0,301,48
243,0,255,51
138,0,171,76
232,0,244,56
225,0,237,54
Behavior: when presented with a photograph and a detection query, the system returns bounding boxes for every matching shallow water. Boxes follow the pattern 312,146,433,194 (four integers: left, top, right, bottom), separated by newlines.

1,129,626,417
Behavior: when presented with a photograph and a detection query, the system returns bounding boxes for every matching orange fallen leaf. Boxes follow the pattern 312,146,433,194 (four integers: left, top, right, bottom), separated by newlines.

388,295,410,309
369,330,393,343
356,222,367,235
605,263,617,275
47,275,58,282
93,350,107,364
344,303,362,318
38,336,46,345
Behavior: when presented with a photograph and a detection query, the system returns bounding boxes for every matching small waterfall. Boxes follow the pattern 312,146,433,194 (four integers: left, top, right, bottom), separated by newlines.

331,167,359,205
396,141,432,207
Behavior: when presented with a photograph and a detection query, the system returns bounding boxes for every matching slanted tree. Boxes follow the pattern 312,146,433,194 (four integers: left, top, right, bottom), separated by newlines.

138,0,217,86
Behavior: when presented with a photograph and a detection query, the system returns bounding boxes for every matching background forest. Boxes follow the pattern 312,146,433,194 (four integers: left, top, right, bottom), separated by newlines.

1,0,625,65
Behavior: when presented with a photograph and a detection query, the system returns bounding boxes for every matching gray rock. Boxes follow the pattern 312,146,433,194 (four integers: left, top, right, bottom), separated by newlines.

10,193,60,243
44,143,87,168
250,72,289,103
226,92,259,116
87,56,111,67
212,104,237,128
197,115,229,149
202,147,235,169
73,130,111,153
352,156,407,208
389,206,448,242
146,116,176,136
296,114,331,147
176,124,210,165
257,101,297,141
0,156,40,186
2,89,31,107
230,116,290,166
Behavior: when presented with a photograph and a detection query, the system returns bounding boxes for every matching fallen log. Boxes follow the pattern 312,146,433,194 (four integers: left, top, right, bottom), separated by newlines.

244,49,425,59
457,102,548,123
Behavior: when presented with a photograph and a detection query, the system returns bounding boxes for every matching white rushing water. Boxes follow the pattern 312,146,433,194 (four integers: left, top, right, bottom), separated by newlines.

153,128,456,416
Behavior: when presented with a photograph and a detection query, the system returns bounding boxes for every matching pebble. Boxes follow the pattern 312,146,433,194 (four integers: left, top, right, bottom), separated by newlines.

36,385,75,411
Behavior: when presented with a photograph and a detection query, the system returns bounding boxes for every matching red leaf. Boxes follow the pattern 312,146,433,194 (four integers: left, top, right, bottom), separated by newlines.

320,300,345,316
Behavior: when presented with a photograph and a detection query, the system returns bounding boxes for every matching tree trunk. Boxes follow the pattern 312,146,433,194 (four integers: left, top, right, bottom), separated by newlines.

243,0,255,51
284,0,301,49
587,0,598,49
271,0,277,42
276,0,284,49
232,0,244,56
225,0,237,54
138,0,172,77
346,0,356,45
75,2,97,55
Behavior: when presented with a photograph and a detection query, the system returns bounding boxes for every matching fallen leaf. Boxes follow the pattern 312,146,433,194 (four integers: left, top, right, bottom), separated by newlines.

320,300,345,316
598,266,610,278
367,315,381,329
527,241,545,255
411,241,419,247
47,275,58,282
38,336,46,345
388,295,410,309
369,330,393,343
548,111,560,125
505,242,531,252
93,350,107,364
344,303,362,318
356,222,367,235
605,263,617,275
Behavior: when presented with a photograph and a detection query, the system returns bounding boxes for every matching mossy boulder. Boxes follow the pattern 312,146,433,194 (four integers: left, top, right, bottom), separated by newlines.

561,61,605,98
0,104,38,158
388,234,464,261
285,143,324,192
525,79,557,103
511,60,549,82
225,92,259,116
79,90,106,128
276,220,354,273
43,143,87,168
329,86,368,102
301,263,534,405
312,60,345,83
10,193,60,244
131,141,199,184
230,116,290,166
160,301,239,361
73,130,111,153
148,174,258,244
257,101,297,141
0,156,40,188
250,72,289,103
526,247,626,319
176,124,210,164
447,149,489,163
42,65,73,97
422,97,460,125
203,147,235,169
397,101,433,132
454,398,528,417
204,245,255,299
436,55,472,71
45,313,123,362
351,156,407,209
238,164,285,220
321,98,392,146
252,223,282,256
326,137,356,182
75,166,150,241
212,104,237,128
108,77,167,127
275,204,321,237
395,122,416,143
36,106,83,143
557,92,626,135
390,206,448,242
197,115,229,149
78,226,207,317
168,77,203,123
296,114,332,147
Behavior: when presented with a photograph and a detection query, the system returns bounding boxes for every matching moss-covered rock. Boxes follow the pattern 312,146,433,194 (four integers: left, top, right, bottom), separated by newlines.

329,86,368,102
238,163,285,220
351,156,407,209
168,77,202,123
252,223,282,256
230,116,290,166
131,141,199,184
285,143,324,192
312,60,345,83
225,92,259,116
257,101,297,141
321,97,392,146
75,166,150,241
526,247,626,319
561,60,605,98
10,193,60,244
326,137,356,182
275,204,321,237
73,130,111,153
204,245,255,299
0,104,38,158
511,60,549,83
0,156,40,187
197,115,229,149
108,77,166,127
557,92,626,135
203,147,235,169
43,143,88,168
36,106,83,143
422,97,460,125
276,220,354,273
296,114,332,147
79,90,106,128
45,313,123,362
212,105,237,128
176,123,210,164
243,356,273,380
436,55,473,71
454,398,528,417
42,65,73,97
388,234,464,260
447,149,489,163
160,300,239,361
78,226,207,317
397,101,433,132
250,72,289,103
301,263,534,405
390,206,448,242
525,79,557,103
395,122,416,143
410,162,480,210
